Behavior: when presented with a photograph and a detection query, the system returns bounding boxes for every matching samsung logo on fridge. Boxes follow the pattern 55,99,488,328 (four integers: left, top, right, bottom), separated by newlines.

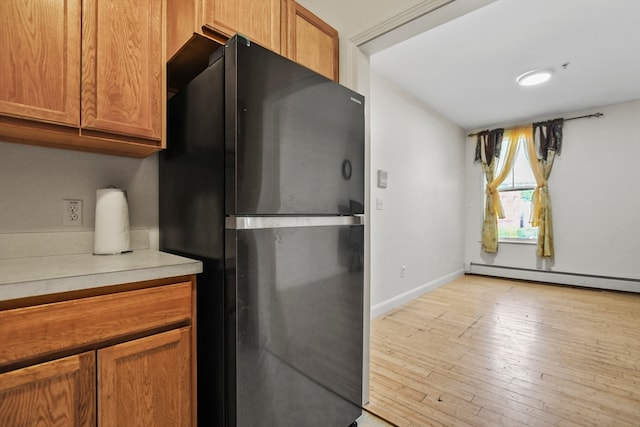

350,97,362,105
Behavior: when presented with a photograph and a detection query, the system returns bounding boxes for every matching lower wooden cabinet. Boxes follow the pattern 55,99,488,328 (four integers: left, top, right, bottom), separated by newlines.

98,327,192,427
0,352,95,427
0,277,196,427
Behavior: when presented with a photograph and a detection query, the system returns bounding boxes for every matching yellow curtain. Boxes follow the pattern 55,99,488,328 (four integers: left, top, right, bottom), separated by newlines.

524,125,558,257
479,129,520,253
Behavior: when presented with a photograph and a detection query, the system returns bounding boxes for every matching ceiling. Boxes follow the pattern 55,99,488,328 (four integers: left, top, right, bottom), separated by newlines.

369,0,640,131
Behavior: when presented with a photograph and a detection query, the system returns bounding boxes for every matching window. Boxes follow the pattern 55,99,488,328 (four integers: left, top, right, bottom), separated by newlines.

496,138,538,241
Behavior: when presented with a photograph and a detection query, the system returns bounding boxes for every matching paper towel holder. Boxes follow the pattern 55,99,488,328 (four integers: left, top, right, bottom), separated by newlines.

93,186,132,255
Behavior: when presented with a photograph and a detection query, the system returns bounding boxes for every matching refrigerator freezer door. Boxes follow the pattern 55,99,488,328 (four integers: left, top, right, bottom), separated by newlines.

226,39,365,216
226,224,364,427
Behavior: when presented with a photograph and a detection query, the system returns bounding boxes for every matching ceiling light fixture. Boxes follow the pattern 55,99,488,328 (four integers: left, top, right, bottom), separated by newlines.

516,69,553,87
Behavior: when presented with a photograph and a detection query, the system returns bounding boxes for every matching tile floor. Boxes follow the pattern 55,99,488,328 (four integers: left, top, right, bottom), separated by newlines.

357,410,394,426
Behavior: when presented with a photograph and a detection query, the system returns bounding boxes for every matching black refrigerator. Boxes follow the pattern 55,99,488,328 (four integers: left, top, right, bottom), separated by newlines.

160,36,365,427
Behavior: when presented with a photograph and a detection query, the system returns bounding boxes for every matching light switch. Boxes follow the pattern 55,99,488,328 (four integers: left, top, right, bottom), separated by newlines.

377,170,388,188
376,199,383,210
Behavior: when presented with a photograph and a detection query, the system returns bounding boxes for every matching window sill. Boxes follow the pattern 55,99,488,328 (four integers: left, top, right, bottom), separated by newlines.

498,238,537,245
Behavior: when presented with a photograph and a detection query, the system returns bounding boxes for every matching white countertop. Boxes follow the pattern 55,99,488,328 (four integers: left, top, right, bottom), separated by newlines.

0,250,203,302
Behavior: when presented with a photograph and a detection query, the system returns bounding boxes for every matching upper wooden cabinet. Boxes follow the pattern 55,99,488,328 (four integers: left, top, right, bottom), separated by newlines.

81,0,164,141
166,0,282,59
282,1,339,81
0,0,165,157
1,0,337,157
203,0,282,53
0,0,81,126
167,0,339,82
167,0,200,59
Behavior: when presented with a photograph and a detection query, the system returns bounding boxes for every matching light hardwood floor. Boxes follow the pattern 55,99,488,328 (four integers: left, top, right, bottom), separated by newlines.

365,275,640,427
359,410,395,426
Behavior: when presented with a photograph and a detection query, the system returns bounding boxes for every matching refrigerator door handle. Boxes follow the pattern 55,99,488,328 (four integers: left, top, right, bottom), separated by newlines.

226,215,364,230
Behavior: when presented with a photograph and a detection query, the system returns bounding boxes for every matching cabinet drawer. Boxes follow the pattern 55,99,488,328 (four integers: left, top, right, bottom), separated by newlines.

0,282,192,368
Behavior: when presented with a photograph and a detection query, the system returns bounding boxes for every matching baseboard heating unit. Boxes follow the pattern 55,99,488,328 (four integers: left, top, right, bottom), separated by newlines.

469,263,640,293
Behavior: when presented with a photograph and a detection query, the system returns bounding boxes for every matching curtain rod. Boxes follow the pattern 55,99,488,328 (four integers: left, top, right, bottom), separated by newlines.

467,112,603,137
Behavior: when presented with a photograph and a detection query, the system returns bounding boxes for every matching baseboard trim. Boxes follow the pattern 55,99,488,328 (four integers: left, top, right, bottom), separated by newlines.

371,269,464,318
469,263,640,293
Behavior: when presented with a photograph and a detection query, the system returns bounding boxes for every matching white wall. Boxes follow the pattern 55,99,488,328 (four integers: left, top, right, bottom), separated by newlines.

0,141,159,252
465,100,640,289
370,72,466,316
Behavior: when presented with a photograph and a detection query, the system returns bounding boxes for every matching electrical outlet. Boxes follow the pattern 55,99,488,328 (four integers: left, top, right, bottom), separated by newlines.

63,199,82,226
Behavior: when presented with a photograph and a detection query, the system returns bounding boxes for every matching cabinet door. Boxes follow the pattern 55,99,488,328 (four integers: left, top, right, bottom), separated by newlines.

283,1,339,81
0,0,80,126
98,327,192,427
81,0,163,140
167,0,198,59
0,352,95,427
202,0,281,53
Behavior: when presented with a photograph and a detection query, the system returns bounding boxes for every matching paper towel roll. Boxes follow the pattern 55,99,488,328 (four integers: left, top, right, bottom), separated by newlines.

94,187,131,255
